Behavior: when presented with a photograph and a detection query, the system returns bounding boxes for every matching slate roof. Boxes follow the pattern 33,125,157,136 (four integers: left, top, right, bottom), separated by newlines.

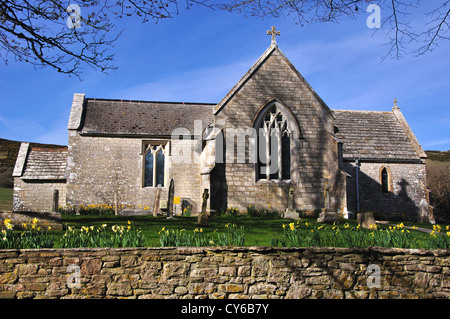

332,109,422,161
80,99,216,137
21,147,67,180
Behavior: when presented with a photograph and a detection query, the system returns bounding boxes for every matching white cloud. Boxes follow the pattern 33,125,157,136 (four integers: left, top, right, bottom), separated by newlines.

115,59,253,103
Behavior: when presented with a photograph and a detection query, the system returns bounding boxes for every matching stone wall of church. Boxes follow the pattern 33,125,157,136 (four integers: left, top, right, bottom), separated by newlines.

66,132,202,213
343,161,429,221
214,49,340,213
13,179,67,213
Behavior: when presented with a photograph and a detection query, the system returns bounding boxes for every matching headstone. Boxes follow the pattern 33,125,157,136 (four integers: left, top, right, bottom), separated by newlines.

197,189,209,226
153,185,162,217
119,209,148,216
181,198,192,224
284,187,298,219
317,180,339,223
52,189,59,212
167,179,174,219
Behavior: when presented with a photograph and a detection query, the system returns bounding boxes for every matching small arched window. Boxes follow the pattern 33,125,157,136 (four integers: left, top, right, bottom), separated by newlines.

381,167,390,193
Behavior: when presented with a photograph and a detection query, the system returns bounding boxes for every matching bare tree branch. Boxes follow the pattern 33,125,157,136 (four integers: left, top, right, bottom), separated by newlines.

1,0,449,78
416,1,450,55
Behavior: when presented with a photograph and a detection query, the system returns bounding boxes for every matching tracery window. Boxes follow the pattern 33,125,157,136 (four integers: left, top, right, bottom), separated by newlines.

144,143,167,187
256,105,291,181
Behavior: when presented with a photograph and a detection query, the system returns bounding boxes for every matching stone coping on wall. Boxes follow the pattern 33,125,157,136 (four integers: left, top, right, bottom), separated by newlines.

0,246,449,299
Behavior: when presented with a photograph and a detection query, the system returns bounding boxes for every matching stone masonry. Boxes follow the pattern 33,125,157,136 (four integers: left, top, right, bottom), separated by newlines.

0,247,448,299
213,45,343,213
66,132,202,213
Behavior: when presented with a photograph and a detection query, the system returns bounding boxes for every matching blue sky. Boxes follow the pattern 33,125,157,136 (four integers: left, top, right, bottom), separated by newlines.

0,3,449,151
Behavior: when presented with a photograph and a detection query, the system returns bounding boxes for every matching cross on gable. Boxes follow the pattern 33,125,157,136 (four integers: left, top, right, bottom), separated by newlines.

267,26,280,45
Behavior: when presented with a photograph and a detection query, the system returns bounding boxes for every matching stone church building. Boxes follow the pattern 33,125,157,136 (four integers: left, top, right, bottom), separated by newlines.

13,29,433,222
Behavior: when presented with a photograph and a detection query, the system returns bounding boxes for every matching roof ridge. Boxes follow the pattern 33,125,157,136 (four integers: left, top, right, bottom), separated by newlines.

332,109,392,113
30,147,68,152
86,98,216,106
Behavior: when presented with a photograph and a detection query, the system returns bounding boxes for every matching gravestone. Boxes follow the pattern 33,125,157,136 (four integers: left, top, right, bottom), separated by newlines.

167,179,174,219
197,189,209,226
284,187,299,219
317,180,339,223
52,189,59,212
153,185,162,217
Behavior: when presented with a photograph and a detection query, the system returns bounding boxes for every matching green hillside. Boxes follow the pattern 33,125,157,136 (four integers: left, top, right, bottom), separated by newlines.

425,150,450,162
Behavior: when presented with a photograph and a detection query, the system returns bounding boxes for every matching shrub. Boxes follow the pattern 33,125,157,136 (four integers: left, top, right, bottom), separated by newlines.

246,205,279,218
426,161,450,222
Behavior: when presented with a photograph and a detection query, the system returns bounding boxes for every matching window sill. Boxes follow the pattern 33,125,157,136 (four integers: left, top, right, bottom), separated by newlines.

142,186,167,189
255,179,292,186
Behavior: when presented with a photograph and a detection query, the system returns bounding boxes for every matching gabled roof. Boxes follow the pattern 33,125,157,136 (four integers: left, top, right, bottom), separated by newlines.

332,108,425,161
13,143,67,180
214,44,333,116
78,99,216,137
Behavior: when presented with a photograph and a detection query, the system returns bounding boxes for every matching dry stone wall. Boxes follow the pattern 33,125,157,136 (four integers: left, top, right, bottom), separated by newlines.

0,246,448,299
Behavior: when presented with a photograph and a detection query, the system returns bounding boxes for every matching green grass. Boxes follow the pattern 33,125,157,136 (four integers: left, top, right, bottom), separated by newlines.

56,214,446,248
0,187,13,211
59,214,291,247
2,211,447,248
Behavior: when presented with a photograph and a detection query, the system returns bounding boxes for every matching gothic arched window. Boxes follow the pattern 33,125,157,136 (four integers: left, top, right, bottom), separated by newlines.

381,167,390,193
144,143,167,187
255,104,293,181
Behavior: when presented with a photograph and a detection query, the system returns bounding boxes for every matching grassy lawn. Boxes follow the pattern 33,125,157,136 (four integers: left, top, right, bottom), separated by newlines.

60,214,291,247
2,211,447,249
57,214,443,248
0,187,13,211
